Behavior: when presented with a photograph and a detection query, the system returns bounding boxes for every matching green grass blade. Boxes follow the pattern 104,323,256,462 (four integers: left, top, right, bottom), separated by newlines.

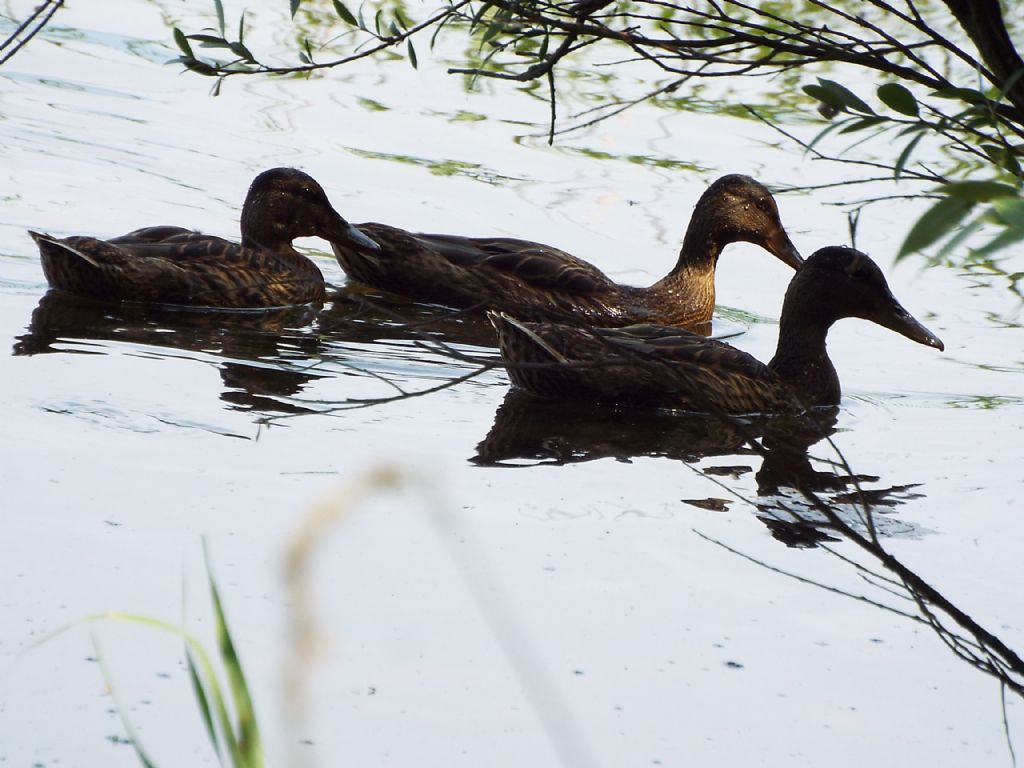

203,542,263,767
91,631,160,768
29,587,260,768
186,645,220,756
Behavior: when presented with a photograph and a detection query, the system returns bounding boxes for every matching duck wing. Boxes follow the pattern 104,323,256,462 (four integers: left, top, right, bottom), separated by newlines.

593,324,772,381
31,231,323,308
590,324,794,412
113,238,252,264
108,227,241,262
411,232,614,296
108,226,202,244
492,314,794,413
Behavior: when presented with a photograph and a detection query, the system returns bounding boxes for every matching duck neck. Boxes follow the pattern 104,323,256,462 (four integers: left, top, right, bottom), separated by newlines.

671,208,723,275
768,306,840,407
645,223,719,322
240,199,294,252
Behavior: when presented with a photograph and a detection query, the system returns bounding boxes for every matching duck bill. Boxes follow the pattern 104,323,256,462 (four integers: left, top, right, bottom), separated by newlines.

874,300,944,351
327,214,381,252
343,221,381,252
765,228,803,270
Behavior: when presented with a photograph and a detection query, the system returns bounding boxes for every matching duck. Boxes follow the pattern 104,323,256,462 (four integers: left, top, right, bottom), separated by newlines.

330,174,802,327
29,167,380,309
488,246,944,414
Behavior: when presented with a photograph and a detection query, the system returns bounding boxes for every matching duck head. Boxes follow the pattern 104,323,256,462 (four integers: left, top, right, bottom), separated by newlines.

689,174,803,270
787,245,944,350
240,167,379,252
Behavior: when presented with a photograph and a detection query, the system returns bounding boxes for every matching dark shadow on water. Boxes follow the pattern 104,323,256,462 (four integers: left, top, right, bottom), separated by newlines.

472,389,926,545
11,288,500,416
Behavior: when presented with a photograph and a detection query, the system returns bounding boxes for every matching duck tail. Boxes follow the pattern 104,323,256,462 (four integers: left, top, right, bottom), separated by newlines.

28,231,102,267
488,311,570,364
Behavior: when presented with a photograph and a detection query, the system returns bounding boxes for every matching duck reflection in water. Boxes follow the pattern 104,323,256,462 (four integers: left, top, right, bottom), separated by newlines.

472,389,924,547
320,284,503,349
12,291,327,413
13,282,510,417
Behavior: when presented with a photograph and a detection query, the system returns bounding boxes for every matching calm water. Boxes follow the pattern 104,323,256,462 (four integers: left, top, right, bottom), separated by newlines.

2,2,1023,766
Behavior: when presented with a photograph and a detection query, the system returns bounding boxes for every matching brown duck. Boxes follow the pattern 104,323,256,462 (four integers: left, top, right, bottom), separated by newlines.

489,246,944,414
330,174,802,327
30,167,379,309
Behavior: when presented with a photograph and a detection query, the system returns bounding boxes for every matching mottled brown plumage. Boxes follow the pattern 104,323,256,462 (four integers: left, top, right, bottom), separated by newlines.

490,246,945,414
30,168,379,309
331,174,802,327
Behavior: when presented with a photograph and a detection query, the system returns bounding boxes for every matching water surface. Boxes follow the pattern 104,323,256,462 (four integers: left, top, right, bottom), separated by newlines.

1,2,1022,766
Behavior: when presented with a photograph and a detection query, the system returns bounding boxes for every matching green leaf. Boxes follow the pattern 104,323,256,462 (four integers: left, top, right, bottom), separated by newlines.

898,196,974,259
229,41,255,63
188,34,231,48
963,113,998,129
407,39,418,69
930,86,988,105
332,0,357,25
974,225,1024,256
940,180,1018,202
817,78,875,114
430,14,452,49
877,82,918,116
481,6,512,44
238,11,246,44
991,196,1024,228
213,0,226,36
806,116,850,150
995,68,1024,104
894,131,925,180
936,215,986,261
837,116,886,134
173,27,194,58
981,144,1022,177
290,0,302,18
481,19,502,44
182,58,219,76
470,2,495,31
803,83,846,111
896,122,927,137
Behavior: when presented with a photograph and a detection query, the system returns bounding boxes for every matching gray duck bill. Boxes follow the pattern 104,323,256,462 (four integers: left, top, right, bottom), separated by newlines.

878,301,944,351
